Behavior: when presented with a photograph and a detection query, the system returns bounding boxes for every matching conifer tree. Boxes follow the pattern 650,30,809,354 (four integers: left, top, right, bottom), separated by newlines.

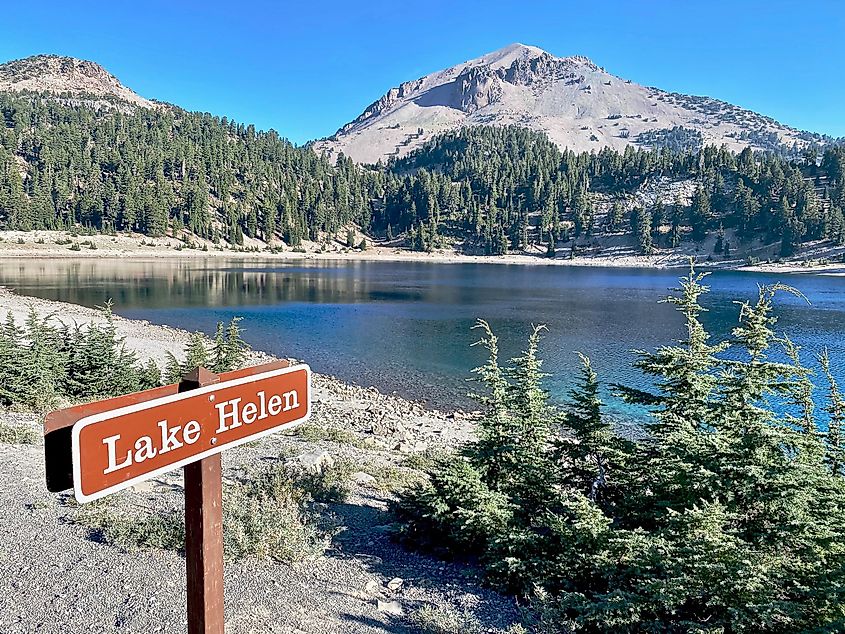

689,185,711,242
819,348,845,476
209,318,249,374
18,307,67,409
0,311,24,405
555,353,628,506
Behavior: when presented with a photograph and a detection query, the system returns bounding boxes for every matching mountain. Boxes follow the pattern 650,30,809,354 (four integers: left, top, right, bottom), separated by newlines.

0,52,842,267
314,43,825,164
0,54,155,109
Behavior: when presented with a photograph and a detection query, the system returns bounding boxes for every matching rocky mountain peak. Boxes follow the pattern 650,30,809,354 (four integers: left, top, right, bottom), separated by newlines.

0,54,154,108
316,44,821,164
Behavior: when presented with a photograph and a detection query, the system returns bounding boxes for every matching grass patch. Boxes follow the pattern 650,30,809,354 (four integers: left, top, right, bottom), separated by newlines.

295,422,366,448
409,604,528,634
369,463,426,493
75,501,183,551
73,461,350,562
0,421,40,444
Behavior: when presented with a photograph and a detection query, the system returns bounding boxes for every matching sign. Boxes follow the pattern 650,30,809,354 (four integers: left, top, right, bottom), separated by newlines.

70,363,311,502
44,360,312,634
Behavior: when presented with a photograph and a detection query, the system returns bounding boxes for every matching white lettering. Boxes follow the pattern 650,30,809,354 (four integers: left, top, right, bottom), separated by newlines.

183,420,201,444
242,402,258,425
134,436,157,462
282,389,299,412
158,420,183,454
215,397,242,433
102,434,132,474
257,390,269,421
267,394,283,416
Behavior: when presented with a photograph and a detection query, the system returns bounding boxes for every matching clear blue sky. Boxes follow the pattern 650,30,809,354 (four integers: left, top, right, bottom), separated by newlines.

2,1,842,144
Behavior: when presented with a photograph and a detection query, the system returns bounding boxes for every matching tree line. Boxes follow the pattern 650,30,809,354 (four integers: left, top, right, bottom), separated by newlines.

0,303,248,410
1,92,843,258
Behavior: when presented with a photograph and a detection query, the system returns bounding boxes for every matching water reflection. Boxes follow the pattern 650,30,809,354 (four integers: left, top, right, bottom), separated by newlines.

1,257,843,417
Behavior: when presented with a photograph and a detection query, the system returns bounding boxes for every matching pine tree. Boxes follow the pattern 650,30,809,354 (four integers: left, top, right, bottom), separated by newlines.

165,331,211,383
689,185,711,242
17,307,67,409
0,311,25,405
465,320,515,492
556,353,628,505
209,318,249,373
634,208,653,255
819,348,845,476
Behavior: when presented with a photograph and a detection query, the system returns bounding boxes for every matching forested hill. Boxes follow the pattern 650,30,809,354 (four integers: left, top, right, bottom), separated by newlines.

389,126,845,258
1,88,843,261
0,91,378,245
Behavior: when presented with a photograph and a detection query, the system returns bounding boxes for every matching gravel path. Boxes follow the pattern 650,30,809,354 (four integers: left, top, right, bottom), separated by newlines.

0,288,520,633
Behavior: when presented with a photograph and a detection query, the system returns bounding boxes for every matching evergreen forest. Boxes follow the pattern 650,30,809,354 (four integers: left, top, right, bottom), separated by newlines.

1,92,843,259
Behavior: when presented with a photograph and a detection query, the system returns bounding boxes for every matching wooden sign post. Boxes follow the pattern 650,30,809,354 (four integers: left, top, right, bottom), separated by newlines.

181,368,225,634
44,361,312,633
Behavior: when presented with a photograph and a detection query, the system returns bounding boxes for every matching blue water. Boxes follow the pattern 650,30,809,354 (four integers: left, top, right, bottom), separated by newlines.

1,258,843,419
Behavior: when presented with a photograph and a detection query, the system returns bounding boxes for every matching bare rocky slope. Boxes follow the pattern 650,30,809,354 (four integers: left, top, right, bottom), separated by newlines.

314,43,826,164
0,54,156,109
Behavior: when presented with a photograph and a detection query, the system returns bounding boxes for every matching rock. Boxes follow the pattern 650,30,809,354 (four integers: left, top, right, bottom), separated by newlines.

351,471,377,486
386,577,403,591
364,579,381,596
292,450,334,473
376,600,403,616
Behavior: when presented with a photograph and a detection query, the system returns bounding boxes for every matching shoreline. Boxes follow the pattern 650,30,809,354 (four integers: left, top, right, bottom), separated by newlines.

1,229,843,275
0,285,477,448
0,289,524,634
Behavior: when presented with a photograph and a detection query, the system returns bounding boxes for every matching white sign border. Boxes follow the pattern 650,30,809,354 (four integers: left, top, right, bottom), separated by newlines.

71,364,312,503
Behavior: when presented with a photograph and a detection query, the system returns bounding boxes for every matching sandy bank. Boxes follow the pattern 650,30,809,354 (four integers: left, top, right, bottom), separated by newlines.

2,229,843,274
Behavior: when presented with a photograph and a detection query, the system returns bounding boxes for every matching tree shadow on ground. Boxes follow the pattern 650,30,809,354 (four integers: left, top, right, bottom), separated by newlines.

324,494,522,632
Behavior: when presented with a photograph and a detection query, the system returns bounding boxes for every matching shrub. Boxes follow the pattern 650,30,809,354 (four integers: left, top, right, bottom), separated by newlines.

288,458,353,503
0,421,40,444
222,467,336,562
395,264,845,632
75,461,345,562
76,502,184,551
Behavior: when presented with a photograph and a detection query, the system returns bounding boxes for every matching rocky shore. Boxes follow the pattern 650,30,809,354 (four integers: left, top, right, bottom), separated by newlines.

2,229,844,274
0,287,523,634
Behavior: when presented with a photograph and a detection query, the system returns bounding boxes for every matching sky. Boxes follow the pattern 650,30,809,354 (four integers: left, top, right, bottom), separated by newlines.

2,1,843,144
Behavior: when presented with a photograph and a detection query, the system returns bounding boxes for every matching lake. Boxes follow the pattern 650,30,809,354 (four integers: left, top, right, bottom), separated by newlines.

1,258,843,419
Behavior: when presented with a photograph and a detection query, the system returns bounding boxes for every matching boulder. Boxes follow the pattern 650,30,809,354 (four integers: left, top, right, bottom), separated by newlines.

376,600,403,616
292,450,334,473
351,471,377,486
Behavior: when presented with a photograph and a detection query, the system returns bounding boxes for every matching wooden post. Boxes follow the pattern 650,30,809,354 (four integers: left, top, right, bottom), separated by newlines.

179,368,224,634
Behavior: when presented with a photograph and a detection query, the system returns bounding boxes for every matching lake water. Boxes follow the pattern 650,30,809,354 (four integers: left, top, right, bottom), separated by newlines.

1,258,844,419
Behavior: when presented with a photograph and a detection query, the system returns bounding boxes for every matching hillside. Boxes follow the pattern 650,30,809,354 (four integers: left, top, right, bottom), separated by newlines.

0,54,155,109
0,54,843,268
314,43,828,164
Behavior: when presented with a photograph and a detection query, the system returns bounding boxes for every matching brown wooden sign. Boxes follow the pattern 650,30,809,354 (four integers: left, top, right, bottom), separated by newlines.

44,360,312,633
67,363,310,502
